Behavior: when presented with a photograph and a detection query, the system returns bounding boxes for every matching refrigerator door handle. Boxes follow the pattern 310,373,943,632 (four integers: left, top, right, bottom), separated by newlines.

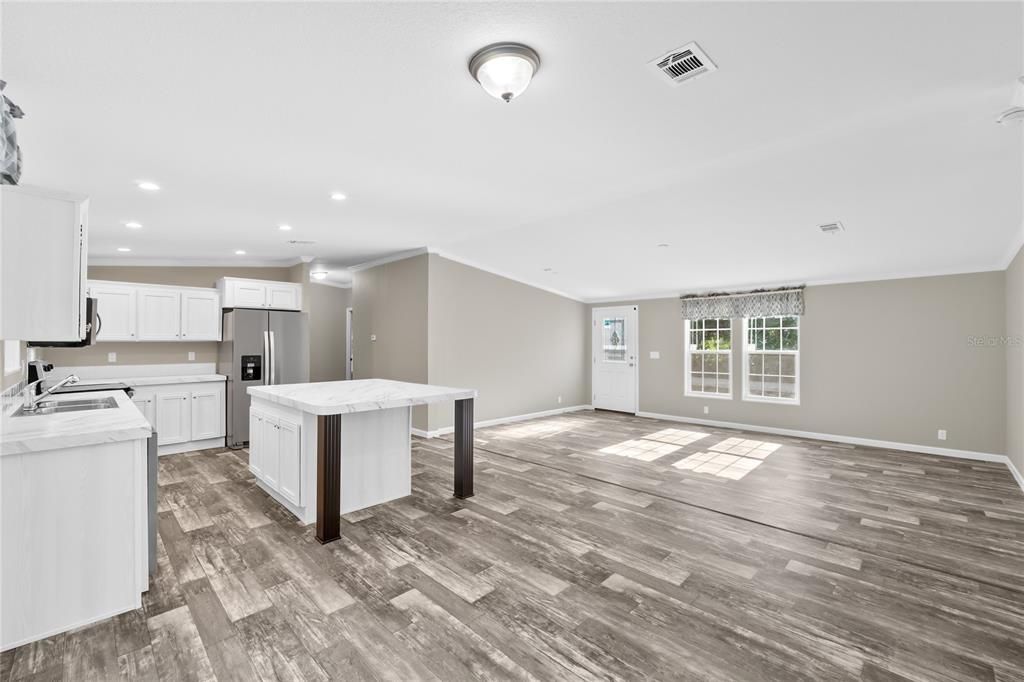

269,331,277,386
263,330,270,385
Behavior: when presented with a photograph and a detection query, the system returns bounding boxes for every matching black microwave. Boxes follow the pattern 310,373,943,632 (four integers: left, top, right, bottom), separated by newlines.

27,297,100,348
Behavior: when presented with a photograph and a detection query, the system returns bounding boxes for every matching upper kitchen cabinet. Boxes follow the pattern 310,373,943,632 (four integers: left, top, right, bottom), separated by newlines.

1,185,89,343
217,277,302,311
88,281,221,342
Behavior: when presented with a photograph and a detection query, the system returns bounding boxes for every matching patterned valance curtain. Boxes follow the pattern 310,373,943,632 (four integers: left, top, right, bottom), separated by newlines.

680,287,804,319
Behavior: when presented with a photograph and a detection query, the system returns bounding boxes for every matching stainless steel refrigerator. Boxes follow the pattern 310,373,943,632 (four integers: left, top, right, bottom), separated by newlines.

219,308,309,447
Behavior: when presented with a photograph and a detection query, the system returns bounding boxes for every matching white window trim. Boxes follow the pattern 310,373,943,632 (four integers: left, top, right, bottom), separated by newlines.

683,319,733,400
741,317,801,406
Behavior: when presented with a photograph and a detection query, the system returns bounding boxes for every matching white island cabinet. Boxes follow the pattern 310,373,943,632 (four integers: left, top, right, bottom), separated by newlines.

1,391,152,651
248,379,477,544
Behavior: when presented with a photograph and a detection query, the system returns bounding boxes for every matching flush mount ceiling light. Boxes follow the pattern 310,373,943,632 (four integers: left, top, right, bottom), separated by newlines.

469,43,540,103
330,192,347,201
311,271,328,280
136,180,160,191
996,77,1024,124
124,221,142,229
234,249,246,255
117,247,131,252
279,224,292,231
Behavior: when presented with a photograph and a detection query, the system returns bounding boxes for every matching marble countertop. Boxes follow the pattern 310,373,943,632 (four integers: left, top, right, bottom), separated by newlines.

248,379,477,415
1,390,153,456
51,374,226,388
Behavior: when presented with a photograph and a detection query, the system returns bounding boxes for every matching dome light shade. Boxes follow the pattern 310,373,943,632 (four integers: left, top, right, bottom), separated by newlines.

469,43,540,103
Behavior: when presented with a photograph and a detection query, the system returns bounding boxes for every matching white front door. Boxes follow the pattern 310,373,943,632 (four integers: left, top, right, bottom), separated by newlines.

592,306,638,413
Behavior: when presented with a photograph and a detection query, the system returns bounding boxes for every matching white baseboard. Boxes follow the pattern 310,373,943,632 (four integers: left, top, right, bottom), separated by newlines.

412,404,592,439
636,410,1023,493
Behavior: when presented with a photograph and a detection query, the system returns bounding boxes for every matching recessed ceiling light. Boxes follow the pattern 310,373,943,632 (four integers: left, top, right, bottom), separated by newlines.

234,250,246,255
469,43,540,103
136,181,160,191
124,221,143,229
117,247,131,252
311,271,328,280
279,224,292,231
330,192,347,201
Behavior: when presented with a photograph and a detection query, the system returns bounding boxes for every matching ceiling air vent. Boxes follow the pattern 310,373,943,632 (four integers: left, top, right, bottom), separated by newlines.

819,222,845,235
287,239,317,245
649,42,717,86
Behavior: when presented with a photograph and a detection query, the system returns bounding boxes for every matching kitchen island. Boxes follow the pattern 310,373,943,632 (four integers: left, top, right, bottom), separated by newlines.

247,379,477,544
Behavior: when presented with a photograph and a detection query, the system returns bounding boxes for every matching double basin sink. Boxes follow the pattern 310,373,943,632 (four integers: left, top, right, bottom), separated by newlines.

11,396,119,417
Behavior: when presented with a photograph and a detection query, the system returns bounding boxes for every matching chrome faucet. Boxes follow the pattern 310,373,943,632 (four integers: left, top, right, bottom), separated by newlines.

21,374,80,413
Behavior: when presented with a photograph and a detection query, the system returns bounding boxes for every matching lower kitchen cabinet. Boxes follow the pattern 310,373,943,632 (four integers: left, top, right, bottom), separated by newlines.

249,409,301,505
133,381,226,453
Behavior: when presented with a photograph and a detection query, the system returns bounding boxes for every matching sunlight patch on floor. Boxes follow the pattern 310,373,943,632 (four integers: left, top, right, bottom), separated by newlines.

708,437,781,460
672,452,764,480
599,439,682,461
643,428,710,447
494,419,578,439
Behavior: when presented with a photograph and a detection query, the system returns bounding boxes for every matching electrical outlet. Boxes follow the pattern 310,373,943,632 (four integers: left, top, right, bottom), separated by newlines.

703,405,710,415
188,351,196,361
107,352,117,363
370,334,377,342
649,351,660,359
937,429,947,441
557,395,562,404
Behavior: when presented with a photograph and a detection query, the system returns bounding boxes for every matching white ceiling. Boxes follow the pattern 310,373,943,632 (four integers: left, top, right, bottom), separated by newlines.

3,2,1022,300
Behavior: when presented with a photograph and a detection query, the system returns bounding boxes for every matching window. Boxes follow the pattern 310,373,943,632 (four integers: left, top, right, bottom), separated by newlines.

743,316,799,403
685,318,732,398
602,317,627,362
3,340,20,376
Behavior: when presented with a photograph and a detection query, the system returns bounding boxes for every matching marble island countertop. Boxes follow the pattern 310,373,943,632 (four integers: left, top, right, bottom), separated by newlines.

248,379,477,415
1,390,152,456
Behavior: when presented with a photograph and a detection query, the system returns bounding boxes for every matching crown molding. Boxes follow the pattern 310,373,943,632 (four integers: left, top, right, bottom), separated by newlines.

999,228,1024,270
310,279,352,290
347,247,434,272
429,249,585,303
88,256,306,268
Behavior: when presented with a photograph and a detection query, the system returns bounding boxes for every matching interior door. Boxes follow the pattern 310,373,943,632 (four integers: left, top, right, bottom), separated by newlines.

269,311,309,385
592,306,638,413
137,289,182,341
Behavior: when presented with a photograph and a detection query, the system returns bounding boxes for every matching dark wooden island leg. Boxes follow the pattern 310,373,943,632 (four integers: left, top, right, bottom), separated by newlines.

454,398,474,499
316,413,342,544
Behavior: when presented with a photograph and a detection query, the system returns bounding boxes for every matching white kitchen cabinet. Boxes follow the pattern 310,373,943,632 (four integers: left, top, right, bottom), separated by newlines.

131,393,156,427
1,185,88,343
261,416,281,488
181,290,221,341
191,386,225,440
157,392,191,445
248,409,301,504
89,283,137,341
249,411,264,478
137,289,182,341
267,284,300,311
277,417,302,505
217,277,302,311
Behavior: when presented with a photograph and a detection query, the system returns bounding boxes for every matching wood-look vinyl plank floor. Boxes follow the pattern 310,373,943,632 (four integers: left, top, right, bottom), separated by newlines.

3,412,1024,680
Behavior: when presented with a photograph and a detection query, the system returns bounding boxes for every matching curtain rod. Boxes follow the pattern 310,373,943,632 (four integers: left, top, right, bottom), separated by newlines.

679,286,804,301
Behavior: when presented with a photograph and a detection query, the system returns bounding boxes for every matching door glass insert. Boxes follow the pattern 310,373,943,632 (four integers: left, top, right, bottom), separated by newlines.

602,318,627,362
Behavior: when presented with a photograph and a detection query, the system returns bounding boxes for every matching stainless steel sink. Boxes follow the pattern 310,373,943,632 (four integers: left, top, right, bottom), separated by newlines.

12,396,119,417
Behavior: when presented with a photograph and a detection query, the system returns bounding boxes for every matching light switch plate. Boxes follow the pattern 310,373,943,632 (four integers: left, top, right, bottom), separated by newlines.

370,334,377,342
703,406,710,415
937,429,947,441
649,351,661,359
188,351,196,361
107,352,117,363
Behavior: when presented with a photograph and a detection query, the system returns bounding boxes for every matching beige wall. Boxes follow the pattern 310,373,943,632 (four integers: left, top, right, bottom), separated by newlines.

42,266,296,368
425,255,589,432
351,255,429,428
592,271,1007,455
1007,245,1024,470
307,282,351,383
